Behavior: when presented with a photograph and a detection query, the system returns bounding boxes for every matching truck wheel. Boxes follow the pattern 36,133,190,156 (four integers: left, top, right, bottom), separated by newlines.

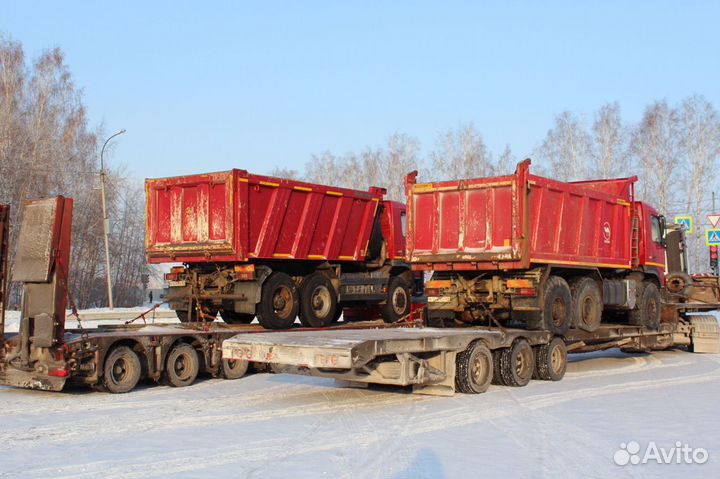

491,349,505,385
534,337,567,381
222,358,249,379
629,282,661,330
165,343,200,387
380,276,411,323
299,273,338,327
527,276,572,335
257,272,299,329
103,346,142,394
220,310,255,324
569,277,602,332
455,341,494,394
499,339,534,387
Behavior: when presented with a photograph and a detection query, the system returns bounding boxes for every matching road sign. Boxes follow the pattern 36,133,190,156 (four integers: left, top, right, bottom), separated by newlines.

675,216,693,234
709,214,720,228
706,229,720,246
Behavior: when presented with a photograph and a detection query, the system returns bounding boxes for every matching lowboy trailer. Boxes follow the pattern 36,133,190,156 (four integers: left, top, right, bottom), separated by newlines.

222,312,720,396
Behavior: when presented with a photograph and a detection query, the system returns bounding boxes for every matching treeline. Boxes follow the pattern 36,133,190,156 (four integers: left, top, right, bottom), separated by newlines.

0,37,147,308
274,97,720,274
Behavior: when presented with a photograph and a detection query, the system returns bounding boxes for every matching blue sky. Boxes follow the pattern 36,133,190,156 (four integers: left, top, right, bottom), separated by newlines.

3,1,719,179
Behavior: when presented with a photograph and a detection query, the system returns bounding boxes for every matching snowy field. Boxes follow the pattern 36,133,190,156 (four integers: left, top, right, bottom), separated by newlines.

1,314,719,478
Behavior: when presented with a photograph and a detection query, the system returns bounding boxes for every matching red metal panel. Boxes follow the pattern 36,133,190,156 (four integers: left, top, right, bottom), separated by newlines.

146,172,236,261
147,171,384,263
406,161,635,271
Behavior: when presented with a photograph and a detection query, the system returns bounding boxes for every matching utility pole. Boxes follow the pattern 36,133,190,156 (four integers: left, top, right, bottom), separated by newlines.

100,129,126,310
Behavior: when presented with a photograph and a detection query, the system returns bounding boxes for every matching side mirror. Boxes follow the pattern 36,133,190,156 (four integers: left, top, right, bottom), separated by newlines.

660,215,667,248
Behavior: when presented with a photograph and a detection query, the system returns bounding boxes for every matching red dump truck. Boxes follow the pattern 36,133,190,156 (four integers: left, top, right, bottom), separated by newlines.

146,171,412,329
405,159,691,334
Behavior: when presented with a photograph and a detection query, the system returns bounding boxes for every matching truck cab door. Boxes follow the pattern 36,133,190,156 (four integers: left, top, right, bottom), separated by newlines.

645,212,667,275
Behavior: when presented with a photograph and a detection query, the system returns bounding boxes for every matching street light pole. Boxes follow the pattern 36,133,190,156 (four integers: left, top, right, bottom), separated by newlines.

100,129,126,310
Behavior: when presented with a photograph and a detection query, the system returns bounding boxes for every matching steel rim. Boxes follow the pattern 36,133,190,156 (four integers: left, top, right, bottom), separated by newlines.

391,286,408,316
551,297,566,327
581,296,595,323
110,357,129,384
470,351,489,387
273,285,293,318
311,285,332,318
550,344,563,373
172,352,194,381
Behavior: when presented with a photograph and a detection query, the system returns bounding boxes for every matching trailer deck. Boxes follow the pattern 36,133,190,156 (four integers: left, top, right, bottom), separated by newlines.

221,321,710,396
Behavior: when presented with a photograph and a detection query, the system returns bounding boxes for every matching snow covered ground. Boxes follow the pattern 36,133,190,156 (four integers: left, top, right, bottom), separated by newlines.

1,343,719,477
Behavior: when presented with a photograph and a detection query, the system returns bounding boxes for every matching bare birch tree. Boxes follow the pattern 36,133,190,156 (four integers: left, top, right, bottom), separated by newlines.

536,111,591,181
591,102,628,179
631,101,683,214
679,95,720,273
430,123,493,181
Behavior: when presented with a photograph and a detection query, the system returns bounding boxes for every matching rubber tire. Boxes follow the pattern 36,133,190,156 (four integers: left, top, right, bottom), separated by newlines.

491,349,505,385
499,339,534,387
222,358,249,379
165,343,200,387
629,282,661,330
220,310,255,324
298,273,338,327
257,272,300,330
569,277,602,332
455,341,494,394
534,337,567,381
527,276,572,335
103,346,142,394
380,275,411,323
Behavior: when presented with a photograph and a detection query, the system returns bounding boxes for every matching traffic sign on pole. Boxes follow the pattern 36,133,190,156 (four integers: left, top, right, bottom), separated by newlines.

706,229,720,246
675,216,692,234
708,214,720,228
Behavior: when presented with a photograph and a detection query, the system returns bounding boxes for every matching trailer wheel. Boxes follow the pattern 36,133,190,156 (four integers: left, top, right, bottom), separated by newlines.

380,275,411,323
220,310,255,324
165,343,200,387
527,276,572,335
534,337,567,381
103,346,142,394
455,341,494,394
499,339,534,387
299,273,338,327
257,272,299,329
491,349,505,385
222,358,249,380
629,282,661,330
569,277,602,332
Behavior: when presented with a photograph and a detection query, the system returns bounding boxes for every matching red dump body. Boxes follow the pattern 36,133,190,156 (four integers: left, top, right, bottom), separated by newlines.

146,171,385,264
406,160,638,271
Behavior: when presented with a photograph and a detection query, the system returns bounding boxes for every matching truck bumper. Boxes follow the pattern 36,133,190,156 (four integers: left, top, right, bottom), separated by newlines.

0,366,67,391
